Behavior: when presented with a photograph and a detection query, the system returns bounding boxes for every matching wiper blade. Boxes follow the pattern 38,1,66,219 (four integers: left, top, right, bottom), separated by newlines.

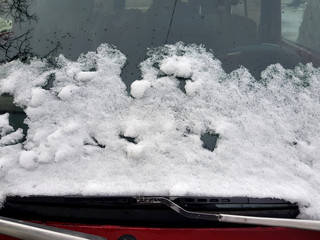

0,216,106,240
156,197,320,232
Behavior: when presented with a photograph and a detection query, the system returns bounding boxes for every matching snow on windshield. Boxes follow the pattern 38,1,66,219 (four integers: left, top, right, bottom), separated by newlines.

0,43,319,219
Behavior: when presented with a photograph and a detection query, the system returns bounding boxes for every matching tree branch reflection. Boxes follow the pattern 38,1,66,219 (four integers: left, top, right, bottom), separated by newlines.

0,0,60,63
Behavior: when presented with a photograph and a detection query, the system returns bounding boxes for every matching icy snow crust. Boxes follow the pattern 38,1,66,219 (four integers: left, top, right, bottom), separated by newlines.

0,43,320,219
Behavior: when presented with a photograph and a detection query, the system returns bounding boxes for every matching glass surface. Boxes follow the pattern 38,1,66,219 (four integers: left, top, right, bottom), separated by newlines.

0,1,318,76
282,0,320,53
1,1,318,81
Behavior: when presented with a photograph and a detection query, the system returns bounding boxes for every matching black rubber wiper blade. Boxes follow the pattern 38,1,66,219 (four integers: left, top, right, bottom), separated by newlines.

0,216,106,240
156,197,320,232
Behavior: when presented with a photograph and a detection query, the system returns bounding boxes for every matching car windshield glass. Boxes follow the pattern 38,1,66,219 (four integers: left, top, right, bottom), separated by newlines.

0,0,320,220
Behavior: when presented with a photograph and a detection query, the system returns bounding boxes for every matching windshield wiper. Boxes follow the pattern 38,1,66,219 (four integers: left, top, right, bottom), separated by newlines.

155,197,320,232
0,216,105,240
0,197,319,239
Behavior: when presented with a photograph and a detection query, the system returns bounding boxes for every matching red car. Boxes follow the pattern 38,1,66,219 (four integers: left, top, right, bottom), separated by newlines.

0,0,320,239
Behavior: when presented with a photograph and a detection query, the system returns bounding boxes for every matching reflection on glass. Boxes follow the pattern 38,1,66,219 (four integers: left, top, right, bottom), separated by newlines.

281,0,306,42
297,0,320,52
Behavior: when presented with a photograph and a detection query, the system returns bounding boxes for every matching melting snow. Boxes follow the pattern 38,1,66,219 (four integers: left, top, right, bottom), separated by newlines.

0,43,320,219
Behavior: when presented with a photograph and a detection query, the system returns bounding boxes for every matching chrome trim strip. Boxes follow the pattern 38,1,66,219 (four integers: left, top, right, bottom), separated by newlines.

0,216,106,240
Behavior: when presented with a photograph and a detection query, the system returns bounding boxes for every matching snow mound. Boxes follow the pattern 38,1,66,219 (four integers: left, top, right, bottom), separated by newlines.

0,43,320,219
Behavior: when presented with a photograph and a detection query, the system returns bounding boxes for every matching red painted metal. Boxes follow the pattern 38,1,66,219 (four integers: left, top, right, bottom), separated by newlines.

1,222,320,240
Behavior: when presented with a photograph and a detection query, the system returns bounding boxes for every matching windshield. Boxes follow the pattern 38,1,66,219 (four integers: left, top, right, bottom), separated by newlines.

2,0,318,85
0,0,320,221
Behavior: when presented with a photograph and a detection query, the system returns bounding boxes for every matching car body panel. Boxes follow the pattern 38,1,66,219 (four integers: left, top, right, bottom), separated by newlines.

1,223,320,240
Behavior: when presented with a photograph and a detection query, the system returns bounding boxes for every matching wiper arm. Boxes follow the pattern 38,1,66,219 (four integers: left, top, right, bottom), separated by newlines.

0,216,106,240
156,197,320,232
